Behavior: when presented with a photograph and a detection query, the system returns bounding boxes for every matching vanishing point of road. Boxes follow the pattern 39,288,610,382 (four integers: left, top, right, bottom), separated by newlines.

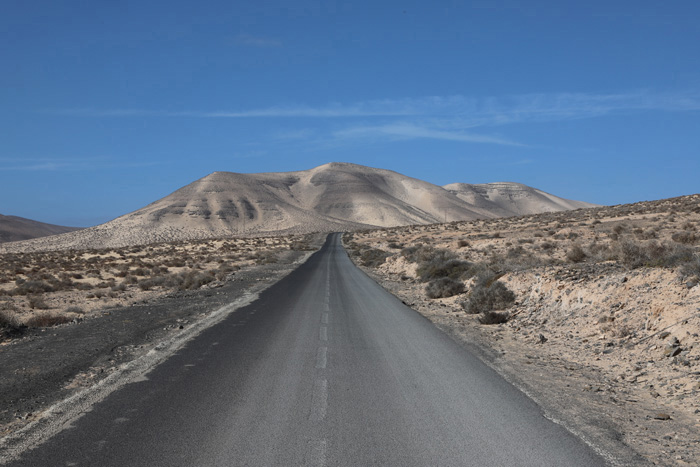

8,234,607,466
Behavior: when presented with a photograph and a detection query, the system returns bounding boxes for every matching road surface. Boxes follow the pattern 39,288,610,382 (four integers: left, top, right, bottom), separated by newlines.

7,233,607,466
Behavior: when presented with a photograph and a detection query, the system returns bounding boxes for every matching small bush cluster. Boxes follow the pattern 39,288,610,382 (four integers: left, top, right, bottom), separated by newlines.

478,310,510,325
566,245,587,263
24,312,72,328
672,231,698,245
0,307,23,331
461,274,515,320
137,269,217,291
12,280,55,295
425,277,465,298
417,256,472,282
615,240,694,269
359,248,390,267
28,294,49,310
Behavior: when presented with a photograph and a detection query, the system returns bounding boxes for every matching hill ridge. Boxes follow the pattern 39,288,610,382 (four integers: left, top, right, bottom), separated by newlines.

0,163,597,252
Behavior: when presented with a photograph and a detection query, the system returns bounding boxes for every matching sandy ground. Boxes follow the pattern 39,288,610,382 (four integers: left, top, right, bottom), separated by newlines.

344,194,700,466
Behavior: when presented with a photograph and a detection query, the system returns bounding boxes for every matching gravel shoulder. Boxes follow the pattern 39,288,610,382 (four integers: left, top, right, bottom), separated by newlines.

0,244,320,444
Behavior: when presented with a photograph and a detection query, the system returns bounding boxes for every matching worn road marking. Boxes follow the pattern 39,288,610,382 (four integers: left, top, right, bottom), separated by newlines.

316,346,327,369
310,438,327,467
319,326,327,341
310,378,328,421
321,313,329,324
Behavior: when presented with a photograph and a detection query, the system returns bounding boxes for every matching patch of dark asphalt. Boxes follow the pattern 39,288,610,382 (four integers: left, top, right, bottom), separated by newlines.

0,249,314,438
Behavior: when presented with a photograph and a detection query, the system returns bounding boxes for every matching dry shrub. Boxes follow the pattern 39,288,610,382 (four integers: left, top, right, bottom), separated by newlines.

671,231,698,245
462,275,516,315
359,248,390,267
0,307,23,330
417,257,472,282
28,294,50,310
478,310,510,325
401,245,440,263
13,280,54,296
177,270,216,290
24,312,72,328
616,240,694,268
566,245,587,263
425,277,465,299
681,256,700,278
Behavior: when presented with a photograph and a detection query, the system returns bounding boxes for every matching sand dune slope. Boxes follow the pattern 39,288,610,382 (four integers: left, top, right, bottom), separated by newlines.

1,163,596,251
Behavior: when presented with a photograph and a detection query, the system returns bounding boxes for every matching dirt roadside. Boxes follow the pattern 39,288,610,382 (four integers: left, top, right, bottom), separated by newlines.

0,242,321,445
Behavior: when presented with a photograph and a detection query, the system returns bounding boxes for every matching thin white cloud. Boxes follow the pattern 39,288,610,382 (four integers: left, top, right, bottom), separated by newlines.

274,128,317,140
50,105,417,118
0,157,159,171
334,123,523,146
234,33,282,48
47,89,700,123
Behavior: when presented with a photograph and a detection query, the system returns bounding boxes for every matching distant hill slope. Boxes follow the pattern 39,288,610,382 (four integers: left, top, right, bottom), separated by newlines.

0,215,81,243
0,162,597,252
443,182,595,218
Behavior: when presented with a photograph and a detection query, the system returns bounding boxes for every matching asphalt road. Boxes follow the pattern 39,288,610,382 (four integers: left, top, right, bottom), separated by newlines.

8,233,608,466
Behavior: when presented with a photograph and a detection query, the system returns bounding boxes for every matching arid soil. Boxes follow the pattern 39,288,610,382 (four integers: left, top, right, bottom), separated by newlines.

0,234,314,332
0,233,323,440
345,194,700,466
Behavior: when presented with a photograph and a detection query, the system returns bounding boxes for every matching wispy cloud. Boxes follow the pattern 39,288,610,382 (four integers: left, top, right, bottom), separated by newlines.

334,123,523,146
274,128,317,140
234,33,282,48
0,157,159,172
48,89,700,122
49,105,417,118
42,90,700,148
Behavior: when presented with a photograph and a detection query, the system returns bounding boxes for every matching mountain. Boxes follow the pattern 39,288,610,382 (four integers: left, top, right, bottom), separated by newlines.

0,163,597,252
443,182,594,218
0,214,81,243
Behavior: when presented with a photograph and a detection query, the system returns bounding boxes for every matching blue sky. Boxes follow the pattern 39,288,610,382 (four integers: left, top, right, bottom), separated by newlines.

2,0,699,226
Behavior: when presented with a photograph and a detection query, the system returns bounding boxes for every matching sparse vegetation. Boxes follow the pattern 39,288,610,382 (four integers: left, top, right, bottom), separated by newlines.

566,244,587,263
425,277,465,299
359,248,390,267
24,312,72,328
0,233,317,334
462,275,515,316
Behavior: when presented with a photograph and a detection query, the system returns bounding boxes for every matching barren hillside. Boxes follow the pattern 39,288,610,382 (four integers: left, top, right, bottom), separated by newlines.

0,215,81,243
0,163,596,252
